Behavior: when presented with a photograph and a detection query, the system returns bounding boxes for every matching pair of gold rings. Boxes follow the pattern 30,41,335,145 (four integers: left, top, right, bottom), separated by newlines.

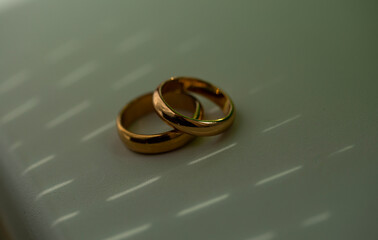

117,77,235,154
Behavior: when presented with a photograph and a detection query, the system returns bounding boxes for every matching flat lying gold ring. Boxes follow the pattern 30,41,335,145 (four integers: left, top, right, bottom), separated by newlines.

153,77,235,136
117,92,203,154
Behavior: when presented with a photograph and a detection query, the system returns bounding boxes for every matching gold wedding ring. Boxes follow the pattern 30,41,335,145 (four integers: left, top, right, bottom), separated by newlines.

153,77,235,136
117,92,203,154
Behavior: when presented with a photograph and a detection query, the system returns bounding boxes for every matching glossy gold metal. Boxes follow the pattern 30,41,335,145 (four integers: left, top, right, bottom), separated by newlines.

117,92,203,154
153,77,235,136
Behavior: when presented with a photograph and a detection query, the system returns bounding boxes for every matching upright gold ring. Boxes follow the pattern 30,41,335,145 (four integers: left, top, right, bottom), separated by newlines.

117,92,203,154
153,77,235,136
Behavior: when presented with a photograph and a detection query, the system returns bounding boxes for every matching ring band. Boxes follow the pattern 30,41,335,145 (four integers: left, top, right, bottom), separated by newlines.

153,77,235,136
117,92,203,154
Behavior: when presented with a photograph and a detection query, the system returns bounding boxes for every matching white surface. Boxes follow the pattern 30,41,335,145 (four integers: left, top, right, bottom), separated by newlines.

0,0,377,240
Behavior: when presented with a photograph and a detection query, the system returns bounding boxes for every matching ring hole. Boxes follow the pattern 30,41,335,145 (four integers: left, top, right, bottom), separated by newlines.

191,93,225,120
128,111,172,134
160,79,228,120
163,93,197,117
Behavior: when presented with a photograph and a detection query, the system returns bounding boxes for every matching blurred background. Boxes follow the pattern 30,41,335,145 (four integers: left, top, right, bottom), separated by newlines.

0,0,377,239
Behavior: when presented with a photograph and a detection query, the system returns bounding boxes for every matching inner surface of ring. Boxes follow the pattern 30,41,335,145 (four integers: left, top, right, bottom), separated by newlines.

161,78,232,116
121,92,199,130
